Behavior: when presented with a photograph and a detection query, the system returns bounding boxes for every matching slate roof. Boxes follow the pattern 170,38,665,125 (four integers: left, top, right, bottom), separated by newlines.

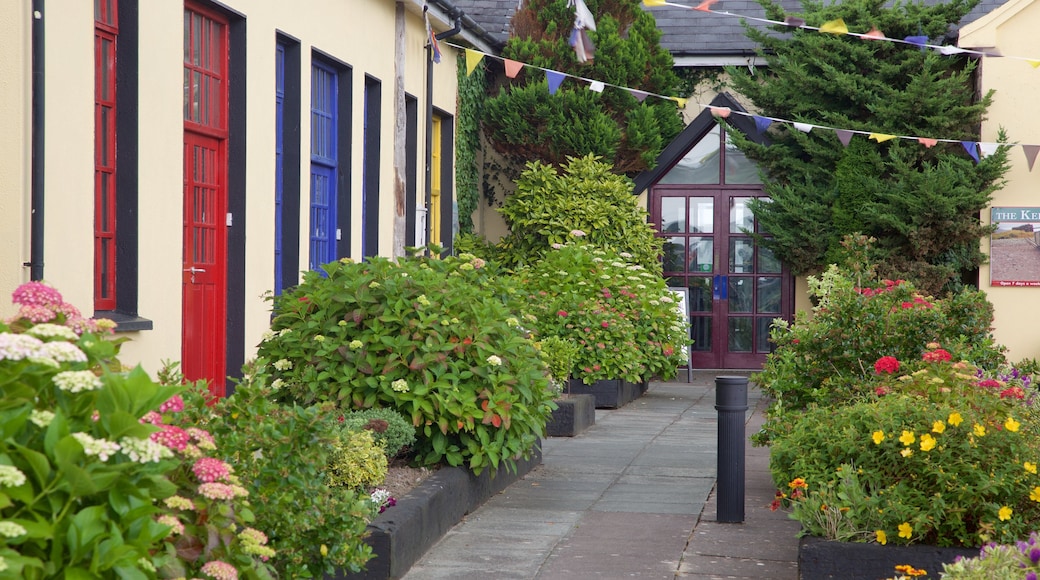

450,0,1008,58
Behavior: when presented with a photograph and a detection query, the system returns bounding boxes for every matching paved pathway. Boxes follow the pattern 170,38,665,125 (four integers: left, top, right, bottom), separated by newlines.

402,372,800,579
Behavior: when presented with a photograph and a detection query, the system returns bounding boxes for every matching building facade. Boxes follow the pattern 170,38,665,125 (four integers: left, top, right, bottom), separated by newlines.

1,0,489,392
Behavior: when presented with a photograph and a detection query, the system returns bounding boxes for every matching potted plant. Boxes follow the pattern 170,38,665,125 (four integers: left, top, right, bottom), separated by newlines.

537,335,594,437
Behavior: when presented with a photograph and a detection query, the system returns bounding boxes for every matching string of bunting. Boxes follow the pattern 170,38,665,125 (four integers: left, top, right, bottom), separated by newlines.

441,18,1040,170
641,0,1040,67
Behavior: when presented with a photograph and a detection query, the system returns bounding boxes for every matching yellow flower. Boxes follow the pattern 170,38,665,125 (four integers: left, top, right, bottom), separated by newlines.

898,522,913,539
876,530,887,545
901,448,913,458
974,423,986,437
899,430,915,446
919,434,936,452
872,430,885,445
1031,486,1040,503
788,478,808,490
932,421,946,434
320,544,328,557
948,412,963,427
1005,417,1021,433
1025,462,1037,474
999,506,1013,521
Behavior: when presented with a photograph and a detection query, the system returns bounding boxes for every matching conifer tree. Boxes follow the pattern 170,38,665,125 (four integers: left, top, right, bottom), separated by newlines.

483,0,684,175
726,0,1009,294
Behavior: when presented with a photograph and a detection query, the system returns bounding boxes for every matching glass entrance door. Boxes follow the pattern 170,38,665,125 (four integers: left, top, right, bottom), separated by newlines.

657,191,788,369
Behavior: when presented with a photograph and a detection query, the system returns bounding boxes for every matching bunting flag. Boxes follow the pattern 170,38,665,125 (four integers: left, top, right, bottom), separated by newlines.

442,42,1036,169
568,0,597,63
904,35,929,49
465,49,484,75
694,0,718,11
503,59,524,79
1030,60,1040,69
753,115,773,134
642,0,667,5
862,28,886,40
819,19,848,35
425,10,441,64
1024,145,1040,171
962,141,980,163
546,70,566,94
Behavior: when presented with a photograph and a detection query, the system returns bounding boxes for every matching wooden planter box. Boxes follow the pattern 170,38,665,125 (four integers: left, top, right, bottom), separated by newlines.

545,394,595,437
566,378,646,409
330,444,543,580
798,536,978,580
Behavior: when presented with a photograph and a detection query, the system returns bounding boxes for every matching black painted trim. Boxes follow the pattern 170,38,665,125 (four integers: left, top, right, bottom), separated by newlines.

363,75,382,258
277,34,301,293
405,94,418,248
336,61,353,260
436,109,454,253
224,15,247,389
632,93,768,195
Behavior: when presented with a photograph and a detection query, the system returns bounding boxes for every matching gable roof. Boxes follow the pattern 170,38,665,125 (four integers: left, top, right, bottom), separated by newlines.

451,0,1008,63
631,92,767,194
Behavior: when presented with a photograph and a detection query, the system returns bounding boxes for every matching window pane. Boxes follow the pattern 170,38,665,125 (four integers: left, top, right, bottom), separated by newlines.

661,197,685,233
757,277,781,313
658,124,720,185
724,132,762,184
690,197,713,233
730,238,754,274
662,237,685,273
758,244,781,274
691,316,712,352
728,276,752,313
728,317,753,352
730,197,754,233
688,277,713,313
755,317,775,353
689,237,713,273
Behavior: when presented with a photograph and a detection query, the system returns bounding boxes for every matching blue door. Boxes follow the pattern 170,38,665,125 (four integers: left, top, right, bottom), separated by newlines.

309,61,338,270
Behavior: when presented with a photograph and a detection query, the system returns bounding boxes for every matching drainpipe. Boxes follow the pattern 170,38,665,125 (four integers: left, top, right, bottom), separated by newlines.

425,3,462,253
28,0,45,281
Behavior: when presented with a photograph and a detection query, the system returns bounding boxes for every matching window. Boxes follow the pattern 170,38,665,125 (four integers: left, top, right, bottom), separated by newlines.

275,43,284,292
310,59,338,270
94,0,118,311
362,75,381,258
275,36,301,294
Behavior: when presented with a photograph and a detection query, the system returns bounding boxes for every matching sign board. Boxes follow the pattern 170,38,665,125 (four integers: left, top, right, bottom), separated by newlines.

990,207,1040,287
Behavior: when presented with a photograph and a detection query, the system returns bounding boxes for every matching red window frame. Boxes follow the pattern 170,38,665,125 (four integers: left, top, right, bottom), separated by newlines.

94,0,118,311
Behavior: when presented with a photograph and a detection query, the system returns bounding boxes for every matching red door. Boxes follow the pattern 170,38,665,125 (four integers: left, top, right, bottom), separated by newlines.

654,189,792,369
182,3,228,396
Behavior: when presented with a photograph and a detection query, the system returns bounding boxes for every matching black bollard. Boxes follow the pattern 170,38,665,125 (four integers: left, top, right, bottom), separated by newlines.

715,375,748,523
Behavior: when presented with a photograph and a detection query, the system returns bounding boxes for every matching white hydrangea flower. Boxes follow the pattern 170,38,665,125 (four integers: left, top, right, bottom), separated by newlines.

120,437,173,463
39,341,88,363
0,521,27,538
53,371,102,393
26,323,79,341
391,379,409,393
273,359,293,371
0,333,43,361
486,355,503,366
0,465,27,487
29,409,55,428
72,432,121,462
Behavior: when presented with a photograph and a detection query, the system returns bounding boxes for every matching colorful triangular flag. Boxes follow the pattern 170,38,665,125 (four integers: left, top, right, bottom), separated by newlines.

694,0,718,11
904,35,929,48
710,106,731,118
961,141,979,163
793,122,814,133
546,70,566,95
862,28,885,40
642,0,667,6
465,49,484,75
1023,145,1040,171
870,133,896,143
819,19,848,35
979,142,999,158
568,0,597,63
673,97,688,109
630,89,649,102
753,115,773,134
1029,60,1040,68
588,80,605,92
835,129,853,147
918,138,938,148
426,12,442,64
939,46,966,55
503,59,524,79
784,16,805,27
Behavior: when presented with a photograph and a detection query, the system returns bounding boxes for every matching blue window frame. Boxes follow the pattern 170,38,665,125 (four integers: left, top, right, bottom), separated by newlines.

275,43,284,293
310,60,338,270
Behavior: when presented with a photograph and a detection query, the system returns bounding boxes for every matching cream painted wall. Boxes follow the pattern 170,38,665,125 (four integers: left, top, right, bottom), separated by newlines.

1,0,462,376
0,2,32,317
960,0,1040,363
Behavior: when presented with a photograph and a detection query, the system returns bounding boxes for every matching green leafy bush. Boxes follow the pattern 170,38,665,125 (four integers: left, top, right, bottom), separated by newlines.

534,335,580,397
326,430,388,491
516,242,687,384
340,408,415,460
770,354,1040,548
174,373,378,578
255,252,556,474
495,155,664,271
753,264,1004,444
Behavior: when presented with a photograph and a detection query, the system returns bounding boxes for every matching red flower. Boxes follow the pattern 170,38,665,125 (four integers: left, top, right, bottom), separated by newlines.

601,321,610,328
977,379,1002,389
922,349,951,363
875,386,890,396
1000,387,1026,400
557,310,568,317
874,356,900,374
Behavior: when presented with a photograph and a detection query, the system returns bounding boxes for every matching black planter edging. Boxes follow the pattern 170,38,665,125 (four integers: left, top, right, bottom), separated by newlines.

545,394,595,437
567,378,645,409
798,535,979,580
331,443,543,580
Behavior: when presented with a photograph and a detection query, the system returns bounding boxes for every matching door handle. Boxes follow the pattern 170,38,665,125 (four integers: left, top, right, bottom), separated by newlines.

184,267,206,283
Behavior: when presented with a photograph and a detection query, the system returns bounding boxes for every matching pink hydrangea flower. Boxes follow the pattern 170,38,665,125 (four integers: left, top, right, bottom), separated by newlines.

193,457,231,483
11,281,64,307
200,560,238,580
151,425,191,452
159,395,185,414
